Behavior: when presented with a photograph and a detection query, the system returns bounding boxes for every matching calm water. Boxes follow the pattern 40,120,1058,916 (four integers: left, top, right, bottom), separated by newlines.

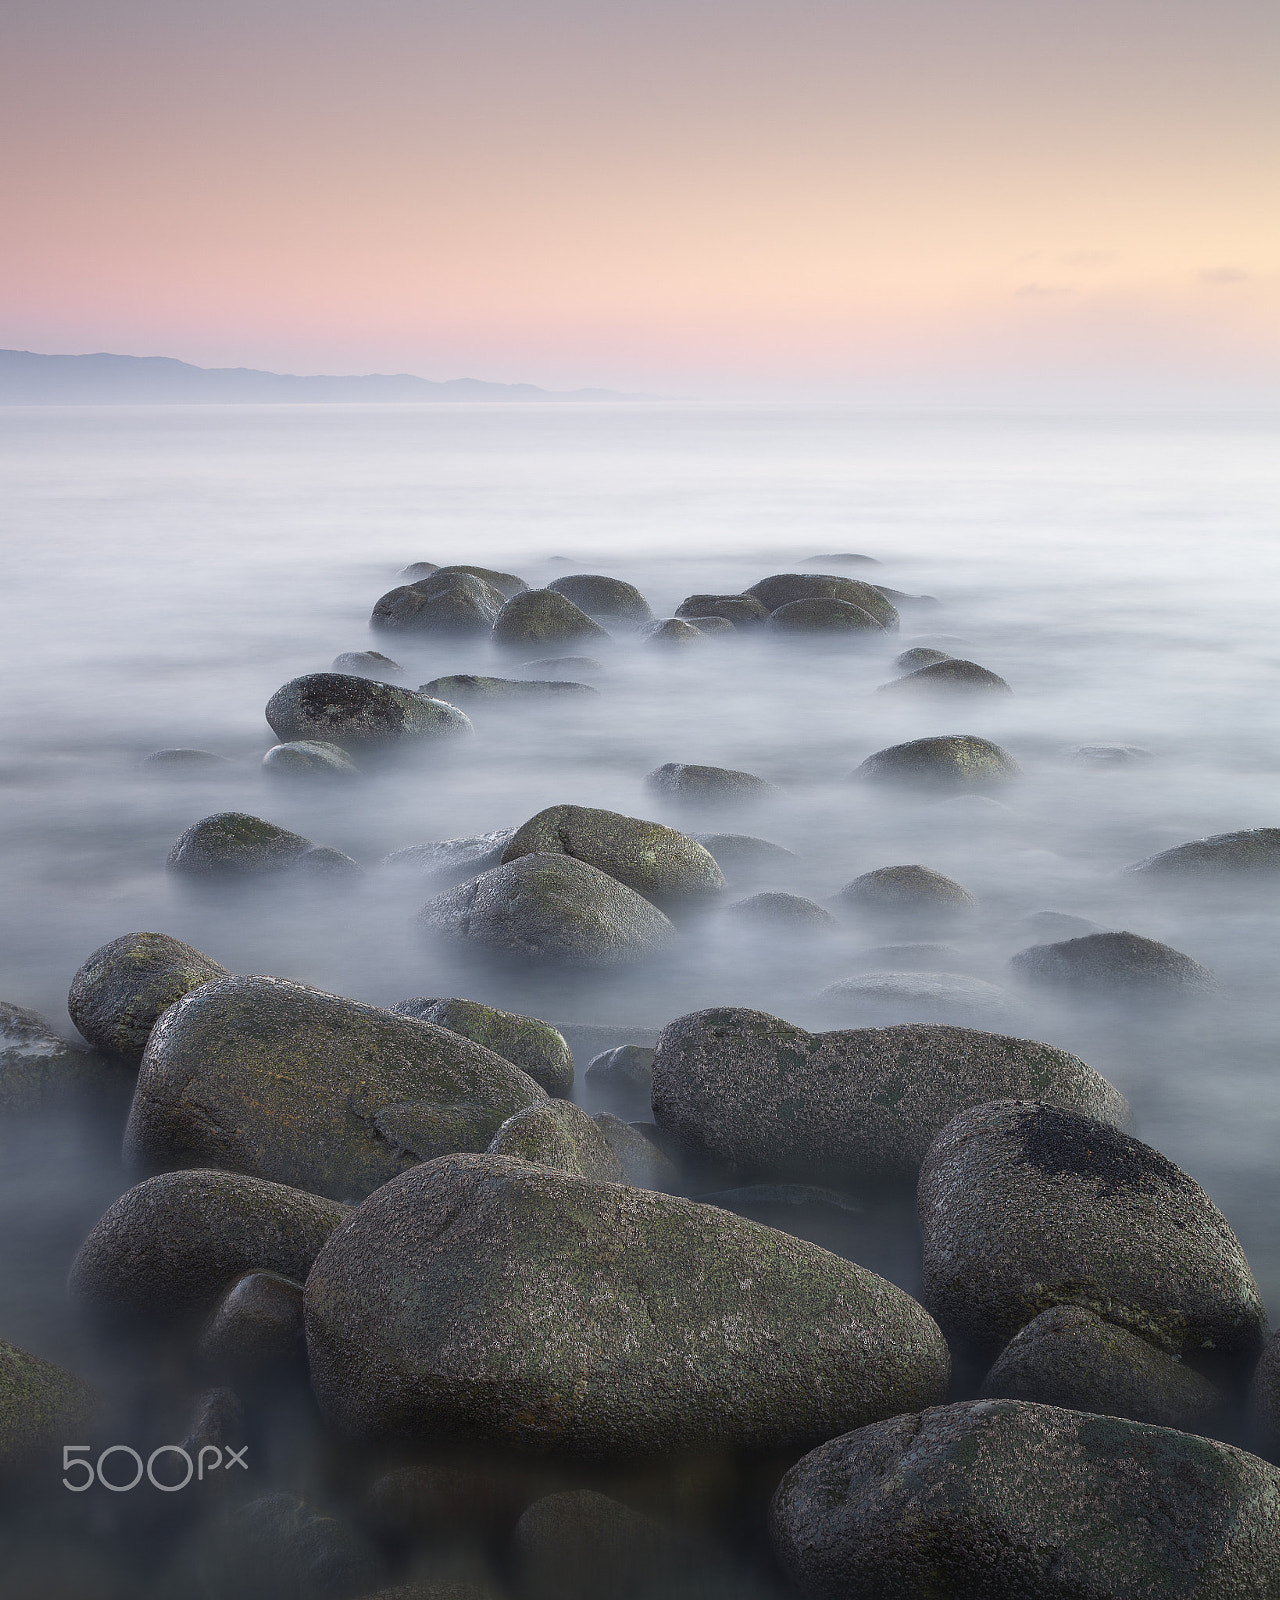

1,400,1278,1582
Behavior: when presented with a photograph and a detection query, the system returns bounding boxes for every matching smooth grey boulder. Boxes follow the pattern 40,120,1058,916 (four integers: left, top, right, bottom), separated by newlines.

675,613,734,634
820,972,1016,1029
673,594,768,628
692,832,796,884
1250,1328,1280,1453
745,574,898,629
501,804,725,908
124,976,547,1201
919,1099,1267,1365
726,892,839,931
880,658,1011,694
390,997,574,1097
1069,742,1153,764
593,1113,680,1191
839,863,975,917
68,930,230,1066
487,1100,625,1182
1127,828,1280,878
855,734,1021,792
382,828,516,884
331,650,400,678
651,1009,1129,1188
1010,930,1213,994
584,1045,655,1096
266,673,471,751
645,763,775,803
304,1152,950,1459
140,747,233,771
0,1002,113,1111
70,1168,346,1324
372,572,506,636
641,618,703,645
262,740,360,779
896,647,951,670
419,855,676,968
0,1340,97,1475
418,675,596,703
398,561,439,580
198,1270,306,1382
804,551,879,565
978,1305,1225,1432
521,654,605,674
492,590,609,648
770,1398,1280,1600
167,812,317,876
766,598,884,633
546,574,652,621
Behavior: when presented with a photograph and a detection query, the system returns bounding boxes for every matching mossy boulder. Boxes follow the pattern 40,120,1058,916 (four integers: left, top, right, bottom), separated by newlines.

770,1399,1280,1600
745,573,898,629
546,574,652,621
167,813,358,877
880,658,1011,694
124,976,547,1201
419,855,676,968
390,997,574,1097
0,1001,114,1111
674,594,768,628
855,734,1021,792
896,647,951,671
501,804,725,909
651,1009,1129,1188
418,675,597,703
839,864,975,918
640,618,704,645
645,763,775,803
303,1152,950,1460
487,1100,624,1181
766,598,884,634
1127,828,1280,878
491,591,609,648
372,572,507,636
266,673,471,751
261,740,360,779
918,1099,1268,1366
1009,930,1213,994
978,1305,1225,1432
0,1340,97,1475
68,930,230,1066
197,1270,306,1382
69,1168,346,1325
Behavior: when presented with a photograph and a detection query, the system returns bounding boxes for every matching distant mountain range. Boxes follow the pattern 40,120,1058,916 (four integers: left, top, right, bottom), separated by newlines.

0,349,634,404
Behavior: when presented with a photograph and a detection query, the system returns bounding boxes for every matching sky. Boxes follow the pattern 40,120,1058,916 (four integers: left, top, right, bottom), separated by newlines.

3,0,1278,395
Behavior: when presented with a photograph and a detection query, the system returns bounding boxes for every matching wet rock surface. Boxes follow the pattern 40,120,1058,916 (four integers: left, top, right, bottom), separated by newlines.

491,590,609,647
744,573,898,629
545,574,652,620
645,763,775,802
501,804,725,908
674,593,768,627
486,1099,624,1181
765,597,884,633
68,929,230,1065
390,997,574,1096
839,863,975,917
167,811,321,875
266,673,471,750
262,739,361,779
855,733,1021,791
372,571,507,636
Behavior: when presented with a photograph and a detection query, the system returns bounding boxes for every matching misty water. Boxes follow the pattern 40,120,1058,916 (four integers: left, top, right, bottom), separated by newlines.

1,399,1278,1591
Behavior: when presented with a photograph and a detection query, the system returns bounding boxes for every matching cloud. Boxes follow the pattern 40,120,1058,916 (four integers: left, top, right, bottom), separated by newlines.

1199,267,1251,286
1014,282,1073,297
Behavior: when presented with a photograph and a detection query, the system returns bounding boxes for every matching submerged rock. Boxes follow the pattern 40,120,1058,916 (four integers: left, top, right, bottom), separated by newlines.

770,1399,1280,1600
584,1045,655,1097
745,574,898,629
640,617,703,645
382,829,516,883
521,654,605,674
0,1340,97,1474
501,804,725,908
331,650,400,678
372,572,506,636
645,763,775,802
676,613,734,634
140,747,233,771
804,552,879,565
390,997,574,1097
418,675,597,703
487,1100,624,1181
895,647,951,671
766,597,884,633
673,594,768,628
1250,1328,1280,1453
1127,828,1280,878
68,930,229,1066
820,972,1015,1029
398,561,439,580
198,1270,307,1383
839,863,975,917
692,832,797,884
651,1009,1128,1188
1068,742,1153,764
1009,930,1213,994
592,1112,679,1190
546,574,652,621
918,1099,1267,1364
166,812,316,876
492,590,609,647
266,673,471,751
304,1152,950,1459
124,976,546,1201
855,734,1021,792
725,891,838,931
0,1002,112,1111
261,740,360,779
880,659,1011,694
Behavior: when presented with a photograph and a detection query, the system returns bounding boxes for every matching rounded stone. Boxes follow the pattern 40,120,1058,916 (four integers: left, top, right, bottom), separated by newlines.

68,931,230,1066
198,1270,306,1380
820,972,1016,1029
691,832,797,884
140,747,233,771
426,565,529,599
676,614,734,634
1250,1327,1280,1452
1009,931,1213,994
398,561,439,580
744,574,898,629
265,673,471,751
501,804,725,908
371,572,506,636
880,659,1012,694
1069,742,1153,764
803,552,880,565
766,598,885,633
592,1112,680,1190
770,1398,1280,1600
918,1099,1267,1365
261,740,360,779
418,675,596,703
896,647,951,671
382,829,516,884
584,1045,655,1095
0,1002,115,1111
673,594,768,628
304,1152,950,1460
1127,828,1280,879
486,1100,625,1182
839,864,975,917
726,892,839,930
0,1340,97,1474
491,590,609,648
331,650,400,678
166,812,316,876
545,574,652,621
855,734,1021,792
390,998,574,1097
640,618,703,645
645,763,775,802
651,1008,1129,1188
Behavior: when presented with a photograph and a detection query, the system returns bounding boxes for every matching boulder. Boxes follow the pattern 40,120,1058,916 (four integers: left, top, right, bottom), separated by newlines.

140,747,233,771
427,565,529,599
803,552,879,565
0,1002,114,1111
304,1152,950,1459
521,655,605,674
390,998,574,1097
592,1113,680,1191
0,1340,97,1475
124,976,547,1201
770,1398,1280,1600
418,675,596,703
198,1270,307,1382
673,595,768,628
1250,1328,1280,1452
880,659,1011,694
382,829,516,884
855,734,1021,792
491,591,609,648
918,1099,1267,1365
399,562,439,580
371,573,506,636
501,804,725,908
167,813,325,876
765,598,884,633
584,1045,654,1096
68,930,230,1066
419,855,676,968
546,574,652,621
675,614,734,634
819,973,1016,1030
1127,828,1280,878
725,892,838,930
978,1305,1225,1432
331,650,400,679
262,741,360,779
640,618,703,644
487,1100,625,1181
839,864,975,917
645,763,775,803
265,673,471,751
1068,742,1153,764
1009,931,1213,994
895,647,951,671
69,1168,346,1324
744,574,898,629
691,832,796,884
651,1009,1129,1188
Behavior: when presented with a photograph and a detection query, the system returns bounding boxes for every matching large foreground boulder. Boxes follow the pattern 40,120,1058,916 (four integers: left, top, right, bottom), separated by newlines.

124,976,547,1201
0,1341,97,1474
390,997,574,1096
770,1399,1280,1600
419,855,676,968
68,931,229,1065
651,1009,1129,1188
500,804,725,908
304,1152,950,1460
491,591,608,647
918,1099,1267,1365
266,673,471,751
855,734,1020,791
744,574,898,630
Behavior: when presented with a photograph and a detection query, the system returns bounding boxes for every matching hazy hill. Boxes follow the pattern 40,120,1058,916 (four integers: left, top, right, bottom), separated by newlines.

0,349,632,404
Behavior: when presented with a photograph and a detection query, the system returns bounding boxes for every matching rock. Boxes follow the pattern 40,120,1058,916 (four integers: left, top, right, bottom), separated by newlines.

673,594,768,628
725,892,838,930
390,998,574,1097
140,747,233,771
198,1270,307,1381
399,561,440,579
745,573,898,629
432,565,529,599
978,1305,1225,1431
183,1491,384,1600
1127,828,1280,878
262,741,361,779
1018,910,1099,941
640,618,703,645
803,552,879,565
691,832,796,884
855,734,1021,792
0,1002,114,1111
124,976,547,1201
501,804,725,908
1010,931,1213,995
584,1045,654,1095
880,659,1011,694
181,1384,245,1458
0,1340,97,1474
304,1152,950,1458
1250,1328,1280,1451
296,846,363,877
420,855,676,969
492,591,609,648
418,675,597,703
382,829,517,883
1068,742,1153,764
70,1168,346,1324
872,584,939,606
651,1009,1129,1188
266,674,471,751
362,1459,564,1542
167,812,316,876
487,1100,624,1181
895,647,950,670
765,598,884,634
546,574,652,621
331,650,400,679
593,1113,679,1190
848,942,969,972
68,931,230,1066
770,1398,1280,1600
674,613,734,634
918,1099,1267,1365
372,573,506,636
819,973,1015,1029
839,864,975,918
645,763,775,803
521,655,605,674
